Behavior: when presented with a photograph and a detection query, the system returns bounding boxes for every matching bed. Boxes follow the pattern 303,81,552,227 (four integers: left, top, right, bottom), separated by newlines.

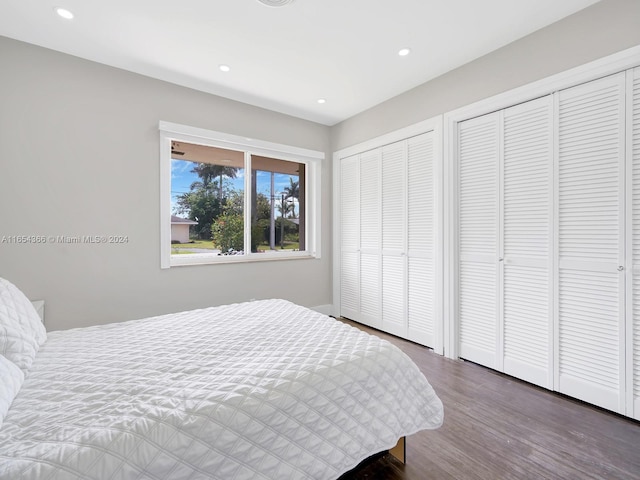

0,277,444,479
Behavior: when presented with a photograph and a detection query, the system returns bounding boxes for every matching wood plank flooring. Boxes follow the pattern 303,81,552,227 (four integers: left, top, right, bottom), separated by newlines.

339,319,640,480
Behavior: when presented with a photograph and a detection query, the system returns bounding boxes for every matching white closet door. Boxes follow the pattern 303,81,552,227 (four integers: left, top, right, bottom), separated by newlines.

556,73,626,413
630,66,640,420
502,96,554,388
340,155,360,321
458,113,500,368
359,149,382,329
407,132,436,346
382,141,407,338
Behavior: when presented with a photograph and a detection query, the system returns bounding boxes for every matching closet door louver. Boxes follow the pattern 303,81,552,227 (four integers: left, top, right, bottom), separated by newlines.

458,113,500,368
556,73,626,413
630,66,640,420
382,141,407,338
407,133,436,346
359,149,381,328
502,97,554,388
340,155,360,322
337,126,441,347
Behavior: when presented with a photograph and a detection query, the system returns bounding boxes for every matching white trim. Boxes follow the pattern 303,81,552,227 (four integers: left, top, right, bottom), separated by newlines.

625,67,636,418
445,44,640,125
443,116,459,359
243,151,252,259
444,44,640,362
170,250,315,267
160,131,172,269
334,117,443,159
159,121,323,268
496,110,505,373
331,151,341,318
432,117,445,356
308,157,322,259
159,121,324,161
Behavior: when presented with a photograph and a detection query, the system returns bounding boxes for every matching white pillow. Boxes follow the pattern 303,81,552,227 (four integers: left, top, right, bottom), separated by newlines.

0,353,25,425
0,323,40,373
0,277,47,345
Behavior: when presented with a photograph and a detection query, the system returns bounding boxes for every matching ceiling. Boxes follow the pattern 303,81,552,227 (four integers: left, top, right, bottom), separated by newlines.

0,0,600,126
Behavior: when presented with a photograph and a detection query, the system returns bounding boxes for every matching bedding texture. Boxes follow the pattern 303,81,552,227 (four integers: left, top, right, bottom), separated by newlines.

0,278,46,375
0,298,443,480
0,355,23,425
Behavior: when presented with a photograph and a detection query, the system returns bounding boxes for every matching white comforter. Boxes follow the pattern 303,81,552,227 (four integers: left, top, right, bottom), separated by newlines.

0,299,443,480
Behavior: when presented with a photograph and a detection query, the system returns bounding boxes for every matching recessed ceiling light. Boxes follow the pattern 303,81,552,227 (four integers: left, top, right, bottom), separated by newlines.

398,48,411,57
219,64,230,72
54,7,74,20
317,98,326,104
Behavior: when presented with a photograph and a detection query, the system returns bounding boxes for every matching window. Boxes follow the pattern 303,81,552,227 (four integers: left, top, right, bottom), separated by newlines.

160,121,322,267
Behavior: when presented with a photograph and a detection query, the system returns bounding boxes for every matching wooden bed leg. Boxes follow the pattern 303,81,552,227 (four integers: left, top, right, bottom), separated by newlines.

389,436,406,464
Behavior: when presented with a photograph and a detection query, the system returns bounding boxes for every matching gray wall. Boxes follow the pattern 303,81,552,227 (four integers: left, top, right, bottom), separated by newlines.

331,0,640,151
0,36,332,330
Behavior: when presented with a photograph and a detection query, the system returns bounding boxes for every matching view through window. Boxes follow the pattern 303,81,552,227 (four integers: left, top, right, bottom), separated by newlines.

170,141,304,258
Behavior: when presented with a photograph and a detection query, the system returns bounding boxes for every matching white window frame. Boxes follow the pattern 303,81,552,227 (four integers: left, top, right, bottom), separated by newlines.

159,121,323,268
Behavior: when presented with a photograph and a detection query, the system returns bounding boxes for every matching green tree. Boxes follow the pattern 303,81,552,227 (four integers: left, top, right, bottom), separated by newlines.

174,162,238,239
277,195,295,219
211,191,244,252
174,190,220,240
211,213,244,252
283,177,299,218
191,163,238,202
251,192,272,252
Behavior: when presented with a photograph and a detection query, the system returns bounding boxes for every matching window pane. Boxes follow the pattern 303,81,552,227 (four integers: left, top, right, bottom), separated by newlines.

171,141,245,257
251,156,305,253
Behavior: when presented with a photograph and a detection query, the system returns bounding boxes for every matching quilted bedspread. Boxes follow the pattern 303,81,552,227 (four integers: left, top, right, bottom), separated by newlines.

0,299,443,480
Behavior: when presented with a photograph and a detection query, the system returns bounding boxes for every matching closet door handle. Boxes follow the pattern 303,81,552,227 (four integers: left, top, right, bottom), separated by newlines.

618,266,624,271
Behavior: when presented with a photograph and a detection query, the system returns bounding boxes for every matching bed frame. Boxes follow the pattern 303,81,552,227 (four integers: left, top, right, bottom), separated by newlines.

389,436,406,463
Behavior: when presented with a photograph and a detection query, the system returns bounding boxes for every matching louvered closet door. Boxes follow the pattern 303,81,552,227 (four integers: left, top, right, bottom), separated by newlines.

359,149,381,329
458,113,500,368
382,141,407,338
502,96,554,388
630,66,640,420
340,155,360,321
556,73,626,413
407,132,436,346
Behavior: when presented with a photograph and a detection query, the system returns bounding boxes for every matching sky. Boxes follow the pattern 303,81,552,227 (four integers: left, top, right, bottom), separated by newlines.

171,159,299,217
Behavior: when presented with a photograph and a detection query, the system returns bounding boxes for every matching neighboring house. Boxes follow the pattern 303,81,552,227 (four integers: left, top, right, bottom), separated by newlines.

171,216,197,243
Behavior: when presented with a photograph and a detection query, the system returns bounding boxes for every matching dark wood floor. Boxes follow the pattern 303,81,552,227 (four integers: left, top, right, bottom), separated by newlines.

339,319,640,480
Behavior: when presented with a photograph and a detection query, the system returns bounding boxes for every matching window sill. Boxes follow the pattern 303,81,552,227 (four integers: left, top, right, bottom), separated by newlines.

167,250,316,267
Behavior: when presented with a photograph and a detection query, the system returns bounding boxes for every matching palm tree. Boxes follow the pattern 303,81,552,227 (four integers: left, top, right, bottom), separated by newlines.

191,163,238,201
276,194,295,248
283,177,299,218
276,194,295,218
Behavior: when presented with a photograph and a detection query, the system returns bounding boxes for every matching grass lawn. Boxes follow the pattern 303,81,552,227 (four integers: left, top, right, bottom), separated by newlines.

172,239,217,250
171,239,218,254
